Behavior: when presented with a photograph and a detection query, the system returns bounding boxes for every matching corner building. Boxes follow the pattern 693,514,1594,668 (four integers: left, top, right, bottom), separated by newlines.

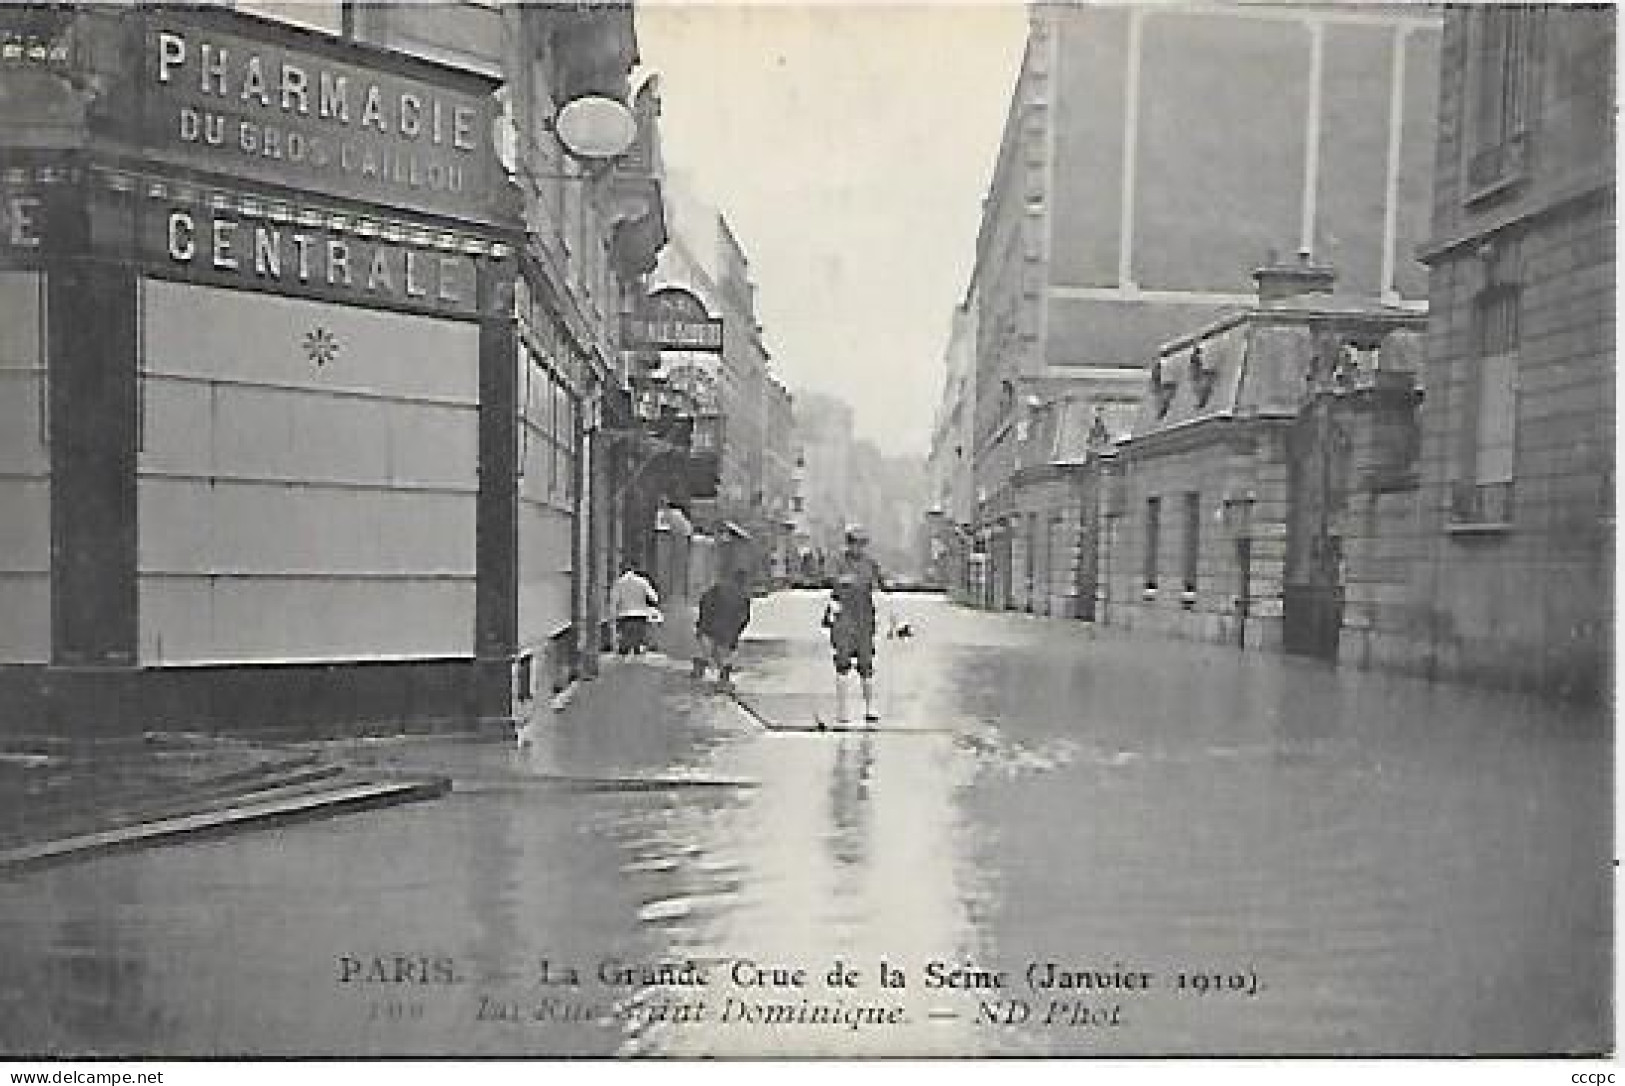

0,7,524,735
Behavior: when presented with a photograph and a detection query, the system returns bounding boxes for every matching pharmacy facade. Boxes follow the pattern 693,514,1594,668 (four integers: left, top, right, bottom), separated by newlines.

0,8,532,735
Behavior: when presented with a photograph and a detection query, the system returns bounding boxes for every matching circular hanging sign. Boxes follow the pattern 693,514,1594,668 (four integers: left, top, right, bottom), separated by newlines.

554,95,637,160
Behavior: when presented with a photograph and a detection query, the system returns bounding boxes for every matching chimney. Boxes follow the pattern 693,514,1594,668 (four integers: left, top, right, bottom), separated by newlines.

1253,249,1337,303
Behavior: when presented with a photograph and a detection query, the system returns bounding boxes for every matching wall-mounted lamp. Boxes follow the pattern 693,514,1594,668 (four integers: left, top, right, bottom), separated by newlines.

508,92,639,185
553,94,638,161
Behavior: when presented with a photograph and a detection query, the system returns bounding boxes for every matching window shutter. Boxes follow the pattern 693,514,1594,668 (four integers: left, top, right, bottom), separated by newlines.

1476,351,1517,485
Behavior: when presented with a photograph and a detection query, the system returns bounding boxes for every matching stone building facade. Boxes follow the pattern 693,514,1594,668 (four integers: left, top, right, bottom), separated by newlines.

964,2,1442,617
1405,6,1614,699
1102,263,1426,656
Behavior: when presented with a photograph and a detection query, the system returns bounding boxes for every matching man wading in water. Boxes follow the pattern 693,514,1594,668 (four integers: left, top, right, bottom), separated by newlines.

693,565,753,692
821,524,889,723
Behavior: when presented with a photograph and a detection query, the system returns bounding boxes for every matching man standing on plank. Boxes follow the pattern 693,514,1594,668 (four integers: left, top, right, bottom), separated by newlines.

821,524,888,723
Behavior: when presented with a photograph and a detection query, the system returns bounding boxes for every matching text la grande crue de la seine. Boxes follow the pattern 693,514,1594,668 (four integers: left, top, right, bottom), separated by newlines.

338,953,1213,996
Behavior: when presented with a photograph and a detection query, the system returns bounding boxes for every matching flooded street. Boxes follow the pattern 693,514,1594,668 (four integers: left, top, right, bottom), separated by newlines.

2,592,1609,1058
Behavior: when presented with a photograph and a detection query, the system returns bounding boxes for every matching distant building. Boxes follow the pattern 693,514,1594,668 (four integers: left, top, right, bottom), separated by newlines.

965,2,1441,615
762,377,797,582
1405,6,1614,698
925,296,978,597
786,390,922,580
655,178,790,586
848,441,924,579
791,389,856,568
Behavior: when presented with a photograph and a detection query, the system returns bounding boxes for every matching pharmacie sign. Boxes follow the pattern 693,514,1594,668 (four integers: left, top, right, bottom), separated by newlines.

139,14,500,224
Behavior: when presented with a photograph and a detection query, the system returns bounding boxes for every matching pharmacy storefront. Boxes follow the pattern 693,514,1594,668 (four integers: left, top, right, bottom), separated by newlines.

0,8,525,735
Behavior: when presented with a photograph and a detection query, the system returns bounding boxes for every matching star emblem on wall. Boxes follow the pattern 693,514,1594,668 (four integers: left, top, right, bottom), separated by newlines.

302,326,339,367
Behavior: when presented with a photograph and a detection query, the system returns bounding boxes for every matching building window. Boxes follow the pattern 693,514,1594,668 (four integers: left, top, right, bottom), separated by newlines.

1144,496,1161,591
1466,6,1542,199
1150,359,1176,418
1182,491,1201,597
1189,346,1218,408
520,348,579,515
1452,244,1521,528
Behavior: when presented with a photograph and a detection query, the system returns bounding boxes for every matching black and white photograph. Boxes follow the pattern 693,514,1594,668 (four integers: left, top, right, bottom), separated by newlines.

0,0,1613,1064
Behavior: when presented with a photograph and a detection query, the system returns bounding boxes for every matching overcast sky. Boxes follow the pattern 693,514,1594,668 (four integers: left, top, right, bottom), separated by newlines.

635,2,1028,458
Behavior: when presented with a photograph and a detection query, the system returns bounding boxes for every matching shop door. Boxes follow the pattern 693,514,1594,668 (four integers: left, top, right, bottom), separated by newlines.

1284,402,1349,661
996,527,1014,610
1074,498,1097,621
1234,536,1251,649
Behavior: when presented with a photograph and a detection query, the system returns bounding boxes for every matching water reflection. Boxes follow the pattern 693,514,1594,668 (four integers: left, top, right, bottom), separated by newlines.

609,665,986,1057
826,735,875,873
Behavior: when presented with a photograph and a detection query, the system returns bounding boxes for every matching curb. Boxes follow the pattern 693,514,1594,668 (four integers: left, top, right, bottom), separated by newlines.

0,775,452,875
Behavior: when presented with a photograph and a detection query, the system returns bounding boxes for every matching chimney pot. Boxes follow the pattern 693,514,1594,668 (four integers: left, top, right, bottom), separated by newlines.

1254,256,1336,303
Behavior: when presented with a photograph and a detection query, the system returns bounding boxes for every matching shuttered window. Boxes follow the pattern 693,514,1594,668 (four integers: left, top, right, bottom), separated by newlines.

1451,252,1521,527
1474,288,1519,486
1467,7,1542,195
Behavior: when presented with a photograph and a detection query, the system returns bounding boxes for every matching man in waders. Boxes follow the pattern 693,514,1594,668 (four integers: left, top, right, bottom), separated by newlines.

821,524,888,723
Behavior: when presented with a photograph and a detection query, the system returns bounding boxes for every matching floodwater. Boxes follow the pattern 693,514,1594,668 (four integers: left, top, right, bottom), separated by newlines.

1,592,1610,1057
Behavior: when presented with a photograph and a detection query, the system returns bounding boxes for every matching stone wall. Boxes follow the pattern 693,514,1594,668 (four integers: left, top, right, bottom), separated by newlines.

1105,422,1290,651
1005,471,1088,618
1408,8,1615,700
1411,193,1613,699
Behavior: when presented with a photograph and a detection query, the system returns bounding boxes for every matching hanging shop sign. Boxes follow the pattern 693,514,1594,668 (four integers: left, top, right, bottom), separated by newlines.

621,287,723,353
137,13,501,224
148,203,481,318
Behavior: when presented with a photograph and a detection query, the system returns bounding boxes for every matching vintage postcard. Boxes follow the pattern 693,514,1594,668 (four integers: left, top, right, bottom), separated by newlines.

0,0,1612,1063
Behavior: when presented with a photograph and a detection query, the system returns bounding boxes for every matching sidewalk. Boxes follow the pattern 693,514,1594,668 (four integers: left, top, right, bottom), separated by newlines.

0,732,451,873
1,602,727,876
533,643,761,777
